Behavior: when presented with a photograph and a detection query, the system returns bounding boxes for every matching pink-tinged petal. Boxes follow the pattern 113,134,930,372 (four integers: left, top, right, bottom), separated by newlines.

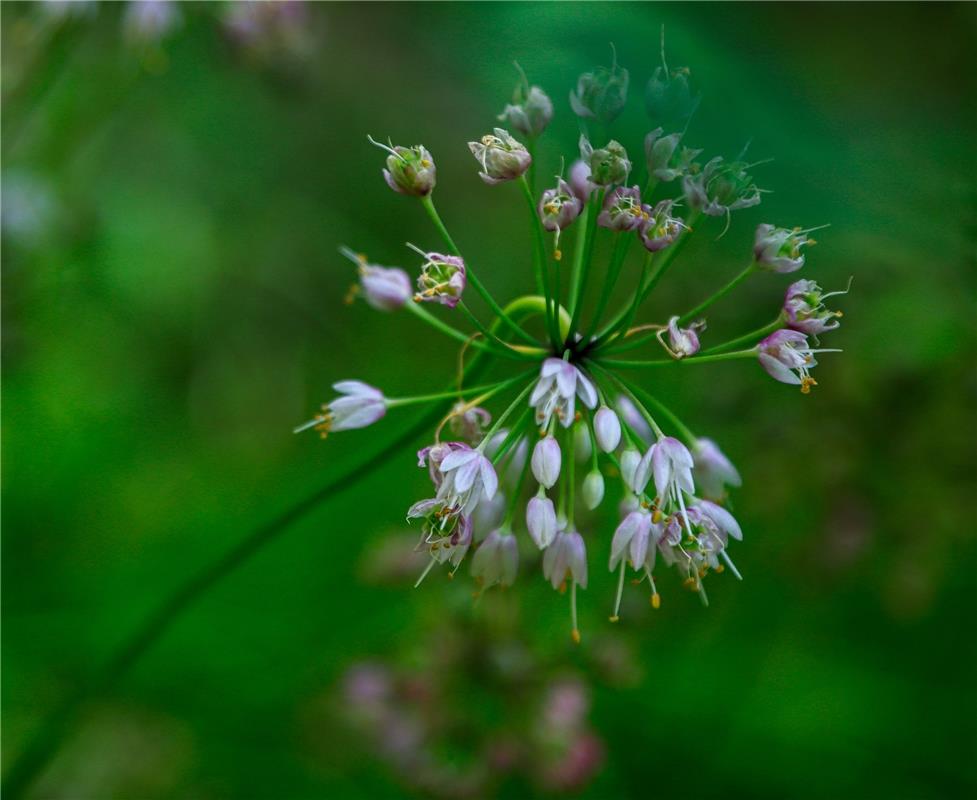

407,498,439,519
500,536,519,585
540,358,566,378
567,532,588,588
330,404,385,431
619,449,641,490
594,407,622,452
610,513,637,570
574,369,598,408
629,523,649,568
478,456,499,501
529,377,552,407
651,444,670,499
758,352,801,384
527,495,557,549
560,393,577,428
554,362,577,398
332,380,382,398
632,448,654,495
699,500,743,541
531,436,562,489
439,448,479,473
453,458,480,493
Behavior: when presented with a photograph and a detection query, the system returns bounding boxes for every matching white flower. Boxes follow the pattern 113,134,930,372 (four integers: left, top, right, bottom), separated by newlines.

529,358,598,429
526,493,557,549
294,381,386,438
531,435,562,489
609,509,655,571
542,530,588,591
435,445,499,517
693,438,741,501
593,406,622,452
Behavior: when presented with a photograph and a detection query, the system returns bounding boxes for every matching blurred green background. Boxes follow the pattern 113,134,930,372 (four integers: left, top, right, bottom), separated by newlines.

3,2,976,798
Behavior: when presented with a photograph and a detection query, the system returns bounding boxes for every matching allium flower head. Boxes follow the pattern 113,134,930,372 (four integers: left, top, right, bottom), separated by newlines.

569,55,629,124
413,249,466,308
783,278,846,335
754,224,816,273
468,128,532,185
369,137,436,197
644,128,701,183
597,185,645,231
757,328,832,393
302,52,845,638
637,198,686,252
579,137,631,187
683,156,762,217
530,359,598,429
499,80,553,138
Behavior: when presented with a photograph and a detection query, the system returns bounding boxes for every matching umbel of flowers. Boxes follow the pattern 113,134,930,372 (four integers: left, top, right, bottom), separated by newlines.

297,47,846,643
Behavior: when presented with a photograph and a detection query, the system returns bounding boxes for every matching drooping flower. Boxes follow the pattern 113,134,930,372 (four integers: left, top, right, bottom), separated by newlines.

615,396,652,444
757,329,832,393
294,381,387,438
569,58,629,124
434,445,500,517
413,250,466,308
609,508,655,572
783,279,845,335
369,137,437,198
692,438,742,501
597,185,644,231
644,128,701,183
340,247,412,311
543,529,588,591
499,83,553,138
468,128,532,185
579,137,631,187
471,528,519,588
637,198,686,252
645,64,700,129
448,404,492,443
754,224,815,273
568,159,597,201
529,359,598,429
633,437,695,516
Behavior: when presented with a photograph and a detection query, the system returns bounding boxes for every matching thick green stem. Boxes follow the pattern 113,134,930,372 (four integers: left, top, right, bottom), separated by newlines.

677,262,756,326
420,195,539,347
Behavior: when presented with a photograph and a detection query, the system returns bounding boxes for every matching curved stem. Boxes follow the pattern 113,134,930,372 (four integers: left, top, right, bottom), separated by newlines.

405,300,539,359
677,262,756,326
420,195,539,347
565,190,603,345
458,301,543,360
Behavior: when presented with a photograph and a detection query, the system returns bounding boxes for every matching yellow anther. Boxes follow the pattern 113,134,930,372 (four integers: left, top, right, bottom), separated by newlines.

571,628,582,645
554,249,562,261
715,564,725,574
609,615,620,623
421,159,431,168
651,592,661,609
559,580,568,595
800,376,817,395
344,284,359,305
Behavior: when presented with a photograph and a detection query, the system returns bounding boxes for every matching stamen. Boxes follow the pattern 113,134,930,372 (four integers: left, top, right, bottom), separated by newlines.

570,582,581,644
414,557,438,588
721,550,743,580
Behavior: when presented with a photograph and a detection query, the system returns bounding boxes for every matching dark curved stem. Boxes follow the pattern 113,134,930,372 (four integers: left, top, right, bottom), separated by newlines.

1,388,470,799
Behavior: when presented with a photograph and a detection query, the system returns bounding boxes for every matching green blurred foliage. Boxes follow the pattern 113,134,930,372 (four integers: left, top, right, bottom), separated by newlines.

2,2,975,798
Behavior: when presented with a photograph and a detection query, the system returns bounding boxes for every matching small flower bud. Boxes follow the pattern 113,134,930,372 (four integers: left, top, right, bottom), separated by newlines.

644,128,701,183
666,316,701,358
683,156,762,217
594,406,621,453
619,448,641,492
754,224,815,273
532,435,562,489
471,528,519,588
783,279,845,335
574,422,592,463
568,159,597,201
413,250,466,308
569,56,629,124
645,65,700,129
498,83,553,138
468,128,532,185
597,185,644,231
579,136,631,187
637,199,686,252
369,137,436,197
527,493,558,549
583,470,605,510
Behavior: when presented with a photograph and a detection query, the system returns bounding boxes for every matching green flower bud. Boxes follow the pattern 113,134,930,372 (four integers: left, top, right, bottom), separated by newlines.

369,136,436,197
569,54,629,124
579,136,631,187
645,65,700,129
498,82,553,138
